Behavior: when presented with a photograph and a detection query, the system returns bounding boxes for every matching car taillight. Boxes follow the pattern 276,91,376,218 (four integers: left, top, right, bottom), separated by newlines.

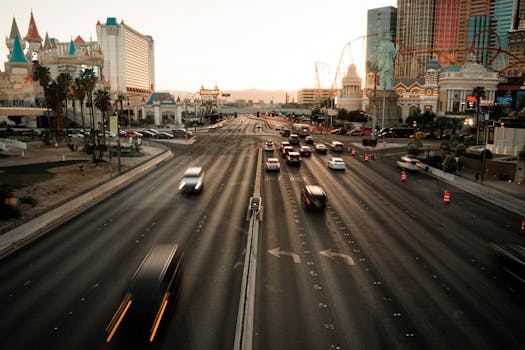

305,197,311,205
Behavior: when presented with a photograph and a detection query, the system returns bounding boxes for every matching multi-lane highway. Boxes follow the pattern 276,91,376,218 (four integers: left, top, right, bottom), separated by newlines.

0,116,524,349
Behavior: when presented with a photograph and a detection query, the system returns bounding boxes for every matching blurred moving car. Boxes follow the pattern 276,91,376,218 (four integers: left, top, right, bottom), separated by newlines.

264,140,275,152
265,157,281,171
299,145,312,157
301,185,327,210
124,130,143,138
179,167,204,193
315,144,328,154
330,141,344,153
286,151,302,166
105,244,184,344
328,157,346,170
490,243,525,284
396,155,421,172
304,135,314,144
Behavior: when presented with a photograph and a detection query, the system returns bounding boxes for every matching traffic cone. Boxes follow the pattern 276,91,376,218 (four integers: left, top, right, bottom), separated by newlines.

521,217,525,234
351,148,356,156
401,171,407,182
364,153,369,162
443,190,450,204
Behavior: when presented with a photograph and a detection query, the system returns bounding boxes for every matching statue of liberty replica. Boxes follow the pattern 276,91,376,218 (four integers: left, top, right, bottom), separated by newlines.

376,23,398,90
369,23,401,129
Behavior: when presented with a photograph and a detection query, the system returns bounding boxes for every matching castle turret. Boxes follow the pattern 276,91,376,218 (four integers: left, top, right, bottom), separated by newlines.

5,17,26,60
24,10,43,61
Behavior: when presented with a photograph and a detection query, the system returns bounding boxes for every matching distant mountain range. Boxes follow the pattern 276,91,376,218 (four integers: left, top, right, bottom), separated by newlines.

167,89,297,104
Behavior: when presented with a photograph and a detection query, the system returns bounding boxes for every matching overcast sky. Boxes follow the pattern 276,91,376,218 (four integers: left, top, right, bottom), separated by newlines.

1,0,396,92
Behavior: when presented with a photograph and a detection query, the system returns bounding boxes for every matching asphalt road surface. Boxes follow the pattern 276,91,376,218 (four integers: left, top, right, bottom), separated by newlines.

0,116,524,350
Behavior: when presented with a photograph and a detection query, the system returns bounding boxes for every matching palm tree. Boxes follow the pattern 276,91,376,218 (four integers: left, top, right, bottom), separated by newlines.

81,69,97,145
57,73,72,138
72,77,87,136
472,86,486,144
94,88,111,162
32,63,52,137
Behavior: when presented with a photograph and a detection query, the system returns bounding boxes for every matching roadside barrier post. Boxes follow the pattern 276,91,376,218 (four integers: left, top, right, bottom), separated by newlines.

401,171,407,182
443,190,451,204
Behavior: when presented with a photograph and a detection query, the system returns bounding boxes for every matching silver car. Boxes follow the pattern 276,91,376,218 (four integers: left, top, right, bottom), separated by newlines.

179,167,204,193
328,157,346,170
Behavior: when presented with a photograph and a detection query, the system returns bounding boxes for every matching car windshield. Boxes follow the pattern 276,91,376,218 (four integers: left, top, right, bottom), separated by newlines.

3,4,524,350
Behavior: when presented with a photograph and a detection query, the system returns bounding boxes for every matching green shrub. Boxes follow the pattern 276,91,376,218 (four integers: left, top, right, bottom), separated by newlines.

20,196,38,207
455,143,467,156
440,140,450,151
442,155,458,173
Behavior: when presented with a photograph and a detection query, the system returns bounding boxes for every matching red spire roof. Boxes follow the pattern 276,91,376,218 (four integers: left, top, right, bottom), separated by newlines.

24,10,42,42
74,35,85,44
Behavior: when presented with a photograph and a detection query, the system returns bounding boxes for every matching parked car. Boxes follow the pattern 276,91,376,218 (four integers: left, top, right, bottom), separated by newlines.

410,131,429,139
315,144,328,154
328,157,346,170
286,151,302,166
301,185,327,210
173,128,193,138
304,135,314,144
299,145,312,157
265,157,281,171
179,167,204,193
156,131,173,139
124,130,143,138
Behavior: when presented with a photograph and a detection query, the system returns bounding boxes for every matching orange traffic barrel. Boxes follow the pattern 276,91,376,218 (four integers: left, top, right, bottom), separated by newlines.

364,153,369,162
443,190,451,204
521,217,525,234
351,148,356,155
401,171,407,182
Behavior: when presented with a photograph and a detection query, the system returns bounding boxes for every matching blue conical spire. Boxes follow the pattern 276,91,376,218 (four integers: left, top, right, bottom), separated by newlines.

9,35,29,63
68,39,76,56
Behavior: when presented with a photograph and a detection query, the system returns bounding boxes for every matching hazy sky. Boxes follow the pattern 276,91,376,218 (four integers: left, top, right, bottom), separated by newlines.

1,0,396,92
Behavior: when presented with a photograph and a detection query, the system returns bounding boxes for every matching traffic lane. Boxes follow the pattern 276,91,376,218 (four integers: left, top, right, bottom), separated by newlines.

161,147,258,350
257,162,345,350
0,138,256,349
307,153,525,348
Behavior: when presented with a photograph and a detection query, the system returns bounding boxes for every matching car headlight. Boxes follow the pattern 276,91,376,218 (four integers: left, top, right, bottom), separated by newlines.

195,180,202,190
179,181,186,190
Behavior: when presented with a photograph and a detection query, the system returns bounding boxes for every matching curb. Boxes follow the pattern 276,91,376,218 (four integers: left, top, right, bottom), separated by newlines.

422,165,525,216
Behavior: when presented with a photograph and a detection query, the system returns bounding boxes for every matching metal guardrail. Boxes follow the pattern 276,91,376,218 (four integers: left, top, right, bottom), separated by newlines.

235,149,263,350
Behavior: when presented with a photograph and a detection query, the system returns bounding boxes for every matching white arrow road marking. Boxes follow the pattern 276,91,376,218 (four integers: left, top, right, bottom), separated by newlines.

268,247,301,264
320,249,355,266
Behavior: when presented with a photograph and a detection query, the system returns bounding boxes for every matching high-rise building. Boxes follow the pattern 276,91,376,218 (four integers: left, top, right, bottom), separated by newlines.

96,17,155,100
489,0,517,71
366,6,397,74
395,0,436,79
434,0,461,66
507,0,525,77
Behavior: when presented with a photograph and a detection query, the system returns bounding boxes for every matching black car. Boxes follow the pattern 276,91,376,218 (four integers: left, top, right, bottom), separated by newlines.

304,136,314,144
302,185,327,210
299,145,312,157
286,151,302,166
106,244,185,344
315,144,328,154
